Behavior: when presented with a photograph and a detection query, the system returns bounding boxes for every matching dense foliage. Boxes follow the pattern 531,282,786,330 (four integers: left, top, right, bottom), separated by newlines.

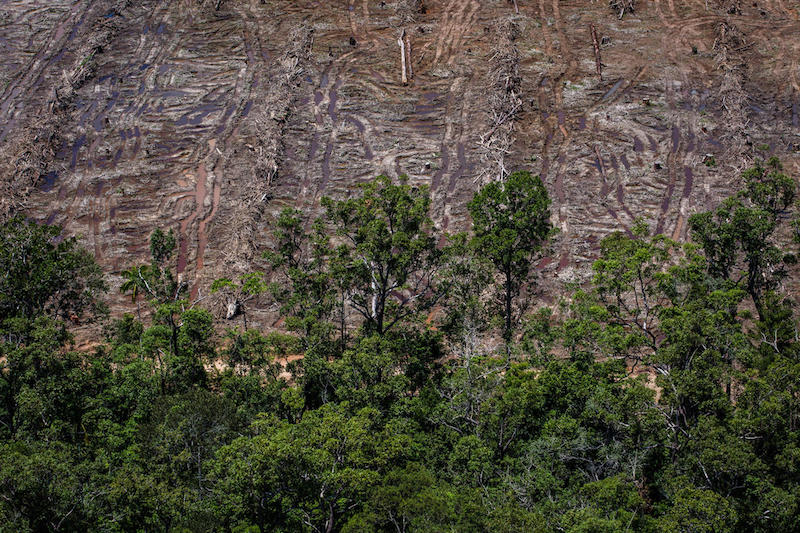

1,165,799,532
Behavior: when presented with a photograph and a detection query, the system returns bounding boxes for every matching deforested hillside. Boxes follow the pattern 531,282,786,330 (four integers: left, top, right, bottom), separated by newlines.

4,3,800,530
2,0,798,323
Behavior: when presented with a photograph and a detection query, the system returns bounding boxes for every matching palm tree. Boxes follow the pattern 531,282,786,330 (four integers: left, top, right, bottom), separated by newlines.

120,265,152,320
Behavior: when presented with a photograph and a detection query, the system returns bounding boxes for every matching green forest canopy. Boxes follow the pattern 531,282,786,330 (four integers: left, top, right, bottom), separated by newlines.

1,162,800,532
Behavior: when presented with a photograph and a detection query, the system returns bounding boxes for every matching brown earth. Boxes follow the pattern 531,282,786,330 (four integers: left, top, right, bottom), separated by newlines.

1,0,799,330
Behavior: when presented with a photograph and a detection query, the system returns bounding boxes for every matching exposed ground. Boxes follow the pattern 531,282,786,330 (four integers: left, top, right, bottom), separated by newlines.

1,0,799,327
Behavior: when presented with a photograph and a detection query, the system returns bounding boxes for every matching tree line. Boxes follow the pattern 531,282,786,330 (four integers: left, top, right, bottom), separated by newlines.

1,160,799,532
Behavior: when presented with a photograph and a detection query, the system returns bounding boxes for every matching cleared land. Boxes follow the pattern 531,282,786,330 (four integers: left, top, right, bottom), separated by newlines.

1,0,799,325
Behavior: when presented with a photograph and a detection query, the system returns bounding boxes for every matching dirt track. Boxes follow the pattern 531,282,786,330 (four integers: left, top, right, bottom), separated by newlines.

1,0,799,323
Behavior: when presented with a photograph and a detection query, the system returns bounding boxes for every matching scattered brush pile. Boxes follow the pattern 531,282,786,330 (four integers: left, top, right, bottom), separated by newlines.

478,18,522,184
0,121,59,219
396,0,426,18
609,0,635,19
713,20,749,154
195,0,226,14
222,25,314,273
0,1,130,220
52,2,129,111
390,0,425,32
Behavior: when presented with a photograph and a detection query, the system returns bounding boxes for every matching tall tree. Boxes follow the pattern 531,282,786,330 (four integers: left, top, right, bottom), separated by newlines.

467,171,553,345
264,208,337,349
118,229,209,394
688,157,795,320
322,175,442,336
0,218,107,439
0,216,106,324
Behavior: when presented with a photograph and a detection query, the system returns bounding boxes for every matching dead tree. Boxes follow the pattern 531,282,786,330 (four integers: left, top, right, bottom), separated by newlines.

398,29,408,84
590,24,602,80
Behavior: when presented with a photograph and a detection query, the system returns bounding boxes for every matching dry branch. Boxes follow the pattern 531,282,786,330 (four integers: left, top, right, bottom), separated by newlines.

590,24,602,80
609,0,635,19
477,18,522,184
394,0,425,24
716,0,741,14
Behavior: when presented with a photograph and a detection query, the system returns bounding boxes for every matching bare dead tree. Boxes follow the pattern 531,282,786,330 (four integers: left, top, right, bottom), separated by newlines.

590,24,602,80
398,29,408,84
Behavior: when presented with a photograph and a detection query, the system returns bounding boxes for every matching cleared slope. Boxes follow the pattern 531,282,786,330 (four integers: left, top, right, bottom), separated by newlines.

0,0,798,324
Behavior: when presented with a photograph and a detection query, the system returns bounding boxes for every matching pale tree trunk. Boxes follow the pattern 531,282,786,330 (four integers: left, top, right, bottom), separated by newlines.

398,29,408,85
370,263,379,323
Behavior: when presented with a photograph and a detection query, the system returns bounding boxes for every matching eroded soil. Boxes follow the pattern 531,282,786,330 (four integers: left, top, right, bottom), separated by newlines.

1,0,799,325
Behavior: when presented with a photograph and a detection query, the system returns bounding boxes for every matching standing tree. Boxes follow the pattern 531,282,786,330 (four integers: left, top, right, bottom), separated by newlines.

0,216,107,324
263,208,337,349
0,217,107,441
688,157,795,320
119,229,209,393
467,171,553,346
322,175,442,336
120,228,186,307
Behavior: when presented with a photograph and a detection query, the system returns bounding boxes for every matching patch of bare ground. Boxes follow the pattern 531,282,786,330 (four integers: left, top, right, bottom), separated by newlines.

0,0,795,331
219,22,313,275
0,0,130,218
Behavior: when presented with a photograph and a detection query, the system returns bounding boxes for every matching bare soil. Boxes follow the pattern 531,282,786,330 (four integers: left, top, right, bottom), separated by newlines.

1,0,799,328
